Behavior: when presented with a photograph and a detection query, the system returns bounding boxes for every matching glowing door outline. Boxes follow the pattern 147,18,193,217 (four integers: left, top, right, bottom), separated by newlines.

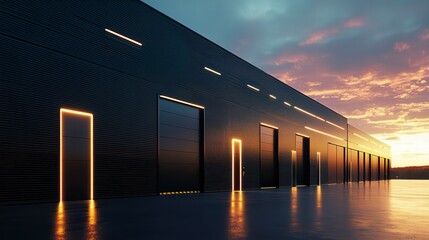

232,139,242,191
60,108,93,202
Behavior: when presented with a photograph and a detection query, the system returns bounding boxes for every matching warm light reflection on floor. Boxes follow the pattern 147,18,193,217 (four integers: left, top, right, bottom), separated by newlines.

88,200,98,240
55,202,66,240
315,186,322,231
290,187,299,229
388,180,429,237
228,191,247,239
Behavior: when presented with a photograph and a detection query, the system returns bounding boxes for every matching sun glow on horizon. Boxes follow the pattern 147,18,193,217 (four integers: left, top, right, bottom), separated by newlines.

375,131,429,168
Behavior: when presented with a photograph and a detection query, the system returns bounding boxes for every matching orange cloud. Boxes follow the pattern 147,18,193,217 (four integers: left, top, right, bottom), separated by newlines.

272,53,308,66
273,72,298,83
394,42,410,52
344,18,365,28
299,28,338,46
299,18,365,46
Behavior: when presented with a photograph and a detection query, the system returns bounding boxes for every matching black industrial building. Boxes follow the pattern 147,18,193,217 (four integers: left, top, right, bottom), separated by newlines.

0,0,391,204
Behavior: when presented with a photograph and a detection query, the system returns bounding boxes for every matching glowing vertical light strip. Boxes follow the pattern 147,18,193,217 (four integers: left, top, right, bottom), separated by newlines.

317,152,321,185
291,150,297,187
232,139,242,191
60,108,93,202
90,115,94,200
60,112,63,202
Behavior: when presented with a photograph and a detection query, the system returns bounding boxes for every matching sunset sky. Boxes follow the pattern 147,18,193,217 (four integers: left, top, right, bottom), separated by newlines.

144,0,429,167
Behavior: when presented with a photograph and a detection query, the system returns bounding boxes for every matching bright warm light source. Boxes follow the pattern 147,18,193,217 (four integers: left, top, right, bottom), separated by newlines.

326,120,345,130
317,152,321,185
204,66,221,75
260,122,278,129
353,132,369,141
159,95,205,109
105,28,142,46
56,202,66,239
246,84,260,92
269,94,277,99
291,150,297,187
283,101,291,107
296,133,310,138
88,200,97,240
294,106,325,122
305,126,344,141
232,139,242,191
60,108,94,202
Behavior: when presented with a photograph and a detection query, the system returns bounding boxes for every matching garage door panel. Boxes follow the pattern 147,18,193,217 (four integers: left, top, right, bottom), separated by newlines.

260,134,273,144
160,124,199,140
260,142,274,151
260,126,278,188
159,99,200,118
159,111,199,130
260,127,274,136
158,98,202,193
159,137,199,153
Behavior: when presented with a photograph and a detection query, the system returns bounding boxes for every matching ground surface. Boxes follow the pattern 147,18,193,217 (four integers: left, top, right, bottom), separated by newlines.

1,180,428,239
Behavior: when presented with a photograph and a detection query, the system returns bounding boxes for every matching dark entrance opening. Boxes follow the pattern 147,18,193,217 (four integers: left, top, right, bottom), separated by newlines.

260,125,278,188
296,135,310,186
158,97,203,194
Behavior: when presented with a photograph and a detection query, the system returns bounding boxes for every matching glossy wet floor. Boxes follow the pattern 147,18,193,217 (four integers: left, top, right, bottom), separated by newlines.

0,180,428,239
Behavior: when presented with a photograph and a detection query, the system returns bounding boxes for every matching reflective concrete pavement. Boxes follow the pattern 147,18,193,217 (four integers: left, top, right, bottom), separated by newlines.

1,180,428,239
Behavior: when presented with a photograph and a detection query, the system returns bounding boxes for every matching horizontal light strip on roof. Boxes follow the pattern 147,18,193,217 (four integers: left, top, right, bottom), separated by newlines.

326,120,345,130
269,94,277,99
246,84,260,92
294,106,325,122
260,122,278,129
105,28,142,46
305,126,344,141
283,101,291,107
353,133,369,141
159,95,205,109
204,67,221,75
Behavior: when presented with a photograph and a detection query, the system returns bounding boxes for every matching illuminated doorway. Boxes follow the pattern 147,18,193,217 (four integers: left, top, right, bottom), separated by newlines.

60,108,93,202
232,139,242,191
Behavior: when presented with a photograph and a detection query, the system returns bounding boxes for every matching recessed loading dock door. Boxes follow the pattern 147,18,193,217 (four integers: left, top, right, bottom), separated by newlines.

158,97,203,194
260,125,279,188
